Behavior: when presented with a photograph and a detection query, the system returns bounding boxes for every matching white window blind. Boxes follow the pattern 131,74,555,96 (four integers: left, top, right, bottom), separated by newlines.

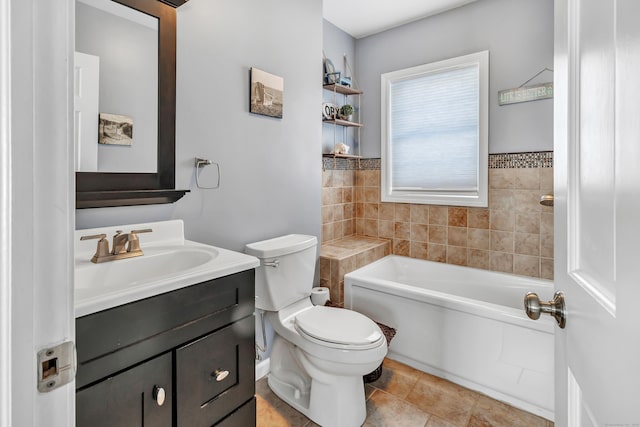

381,51,488,207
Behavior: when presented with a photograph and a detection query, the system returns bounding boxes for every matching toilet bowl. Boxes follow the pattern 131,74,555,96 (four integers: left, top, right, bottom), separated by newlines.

246,235,387,427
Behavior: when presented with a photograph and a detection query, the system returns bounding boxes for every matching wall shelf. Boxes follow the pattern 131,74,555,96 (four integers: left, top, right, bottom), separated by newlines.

323,84,362,96
322,118,363,127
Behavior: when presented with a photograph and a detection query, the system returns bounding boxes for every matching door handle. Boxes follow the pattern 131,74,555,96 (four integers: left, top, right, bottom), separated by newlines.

524,291,566,329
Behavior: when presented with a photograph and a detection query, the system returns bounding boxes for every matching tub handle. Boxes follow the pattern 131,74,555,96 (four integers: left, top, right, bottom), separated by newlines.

524,291,566,329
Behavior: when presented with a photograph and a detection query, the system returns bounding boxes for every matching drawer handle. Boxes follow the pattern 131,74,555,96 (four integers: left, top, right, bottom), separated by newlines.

152,385,166,406
212,369,229,382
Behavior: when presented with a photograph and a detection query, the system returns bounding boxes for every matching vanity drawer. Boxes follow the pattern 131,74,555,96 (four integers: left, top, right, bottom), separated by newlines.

175,315,255,426
76,269,254,388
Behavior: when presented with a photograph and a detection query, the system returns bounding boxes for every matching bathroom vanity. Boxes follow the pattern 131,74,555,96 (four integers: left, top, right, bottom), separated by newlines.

74,221,259,426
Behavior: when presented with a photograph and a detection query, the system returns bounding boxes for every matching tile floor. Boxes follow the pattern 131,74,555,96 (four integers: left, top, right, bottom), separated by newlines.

256,358,554,427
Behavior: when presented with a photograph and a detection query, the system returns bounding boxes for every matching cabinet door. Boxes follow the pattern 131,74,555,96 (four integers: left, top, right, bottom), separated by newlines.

176,316,255,426
76,353,172,427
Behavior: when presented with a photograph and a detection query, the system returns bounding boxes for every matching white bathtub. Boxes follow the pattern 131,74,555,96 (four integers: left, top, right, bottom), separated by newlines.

344,255,554,421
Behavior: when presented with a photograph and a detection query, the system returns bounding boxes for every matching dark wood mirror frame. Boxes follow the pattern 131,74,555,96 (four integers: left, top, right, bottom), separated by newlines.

76,0,189,208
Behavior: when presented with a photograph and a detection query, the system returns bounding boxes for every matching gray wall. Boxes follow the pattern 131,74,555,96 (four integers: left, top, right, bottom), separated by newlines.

77,0,323,255
322,20,357,154
354,0,554,157
76,2,158,172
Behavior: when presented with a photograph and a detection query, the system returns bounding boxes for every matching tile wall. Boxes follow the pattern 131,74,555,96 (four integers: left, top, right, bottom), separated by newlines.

321,153,554,280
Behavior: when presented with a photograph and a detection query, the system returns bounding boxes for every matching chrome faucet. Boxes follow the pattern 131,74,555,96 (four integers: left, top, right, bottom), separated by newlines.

80,229,153,263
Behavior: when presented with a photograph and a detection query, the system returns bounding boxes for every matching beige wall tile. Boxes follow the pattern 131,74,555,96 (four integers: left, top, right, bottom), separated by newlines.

428,244,447,263
429,225,447,244
540,233,554,258
411,241,429,260
490,210,515,231
355,170,365,186
395,204,411,222
515,232,540,256
429,206,448,225
515,168,540,190
514,254,540,277
342,219,354,236
364,219,378,237
323,170,334,188
540,212,554,234
491,230,514,253
515,212,541,234
322,223,334,243
541,258,554,280
343,187,353,203
364,187,380,203
333,221,343,239
322,205,333,224
321,188,332,206
447,246,468,266
379,203,395,221
513,190,541,213
468,228,490,250
540,168,554,192
490,252,513,273
411,223,429,242
343,203,354,220
356,218,365,235
333,204,343,221
364,203,379,219
355,186,364,203
489,168,515,189
448,227,467,247
394,239,410,256
379,220,394,239
489,189,514,211
468,208,490,229
364,170,379,187
319,257,330,280
343,170,355,187
468,249,490,270
448,207,468,227
411,204,430,224
394,222,410,239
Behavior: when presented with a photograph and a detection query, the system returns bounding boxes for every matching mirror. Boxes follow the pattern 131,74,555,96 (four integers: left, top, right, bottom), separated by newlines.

76,0,158,173
75,0,188,208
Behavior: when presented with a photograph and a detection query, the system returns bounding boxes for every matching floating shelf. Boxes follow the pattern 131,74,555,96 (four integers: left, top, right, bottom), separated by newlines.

322,119,363,128
323,84,363,96
322,153,362,159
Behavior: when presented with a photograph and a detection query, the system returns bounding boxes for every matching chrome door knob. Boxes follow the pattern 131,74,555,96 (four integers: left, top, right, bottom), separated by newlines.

524,291,566,329
152,385,166,406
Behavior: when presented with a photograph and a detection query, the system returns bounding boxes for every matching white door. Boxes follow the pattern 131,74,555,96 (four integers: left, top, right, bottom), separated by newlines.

553,0,640,425
1,0,75,426
74,52,100,172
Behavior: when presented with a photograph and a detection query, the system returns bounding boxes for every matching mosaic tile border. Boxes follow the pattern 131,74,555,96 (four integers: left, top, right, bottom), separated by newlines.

322,151,553,171
489,151,553,169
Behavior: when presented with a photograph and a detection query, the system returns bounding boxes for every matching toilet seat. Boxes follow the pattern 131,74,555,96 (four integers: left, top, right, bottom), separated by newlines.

294,306,385,350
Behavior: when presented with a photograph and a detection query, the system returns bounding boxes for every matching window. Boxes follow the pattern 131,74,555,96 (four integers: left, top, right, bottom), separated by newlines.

381,51,488,207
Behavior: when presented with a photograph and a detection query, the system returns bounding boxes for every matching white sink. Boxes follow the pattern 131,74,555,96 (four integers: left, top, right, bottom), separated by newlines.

75,220,259,318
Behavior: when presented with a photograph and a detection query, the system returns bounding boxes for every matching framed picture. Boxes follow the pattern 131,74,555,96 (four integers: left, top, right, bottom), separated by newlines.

250,67,284,119
98,113,133,146
323,58,340,84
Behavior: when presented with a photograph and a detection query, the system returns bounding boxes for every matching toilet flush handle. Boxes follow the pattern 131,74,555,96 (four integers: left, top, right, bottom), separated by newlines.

262,259,280,268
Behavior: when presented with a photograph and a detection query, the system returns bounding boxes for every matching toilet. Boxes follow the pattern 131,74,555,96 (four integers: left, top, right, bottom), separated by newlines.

245,234,387,427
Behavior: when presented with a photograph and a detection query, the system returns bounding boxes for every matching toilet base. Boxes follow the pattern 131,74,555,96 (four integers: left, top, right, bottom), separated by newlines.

268,336,367,427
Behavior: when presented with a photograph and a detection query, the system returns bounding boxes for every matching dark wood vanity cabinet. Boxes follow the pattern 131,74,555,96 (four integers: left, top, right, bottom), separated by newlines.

76,269,256,427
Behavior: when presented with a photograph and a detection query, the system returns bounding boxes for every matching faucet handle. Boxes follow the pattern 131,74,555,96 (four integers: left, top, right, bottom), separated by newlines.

130,228,153,235
80,233,107,241
127,229,153,253
80,233,110,263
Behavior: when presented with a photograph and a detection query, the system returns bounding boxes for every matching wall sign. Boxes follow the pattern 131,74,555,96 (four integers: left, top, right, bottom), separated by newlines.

498,82,553,106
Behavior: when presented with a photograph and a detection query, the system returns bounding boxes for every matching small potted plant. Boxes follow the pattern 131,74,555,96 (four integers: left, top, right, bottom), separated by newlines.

339,104,354,121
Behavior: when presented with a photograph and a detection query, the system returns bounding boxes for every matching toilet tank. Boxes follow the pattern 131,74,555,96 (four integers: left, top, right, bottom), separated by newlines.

245,234,317,311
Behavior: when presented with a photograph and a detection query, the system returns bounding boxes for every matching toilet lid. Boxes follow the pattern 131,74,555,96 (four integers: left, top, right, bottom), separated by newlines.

294,306,383,347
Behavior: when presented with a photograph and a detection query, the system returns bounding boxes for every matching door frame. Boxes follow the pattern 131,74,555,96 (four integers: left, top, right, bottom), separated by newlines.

1,0,75,426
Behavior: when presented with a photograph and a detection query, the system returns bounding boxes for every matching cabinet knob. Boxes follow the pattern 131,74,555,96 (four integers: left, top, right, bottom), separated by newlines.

152,385,166,406
212,369,229,382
